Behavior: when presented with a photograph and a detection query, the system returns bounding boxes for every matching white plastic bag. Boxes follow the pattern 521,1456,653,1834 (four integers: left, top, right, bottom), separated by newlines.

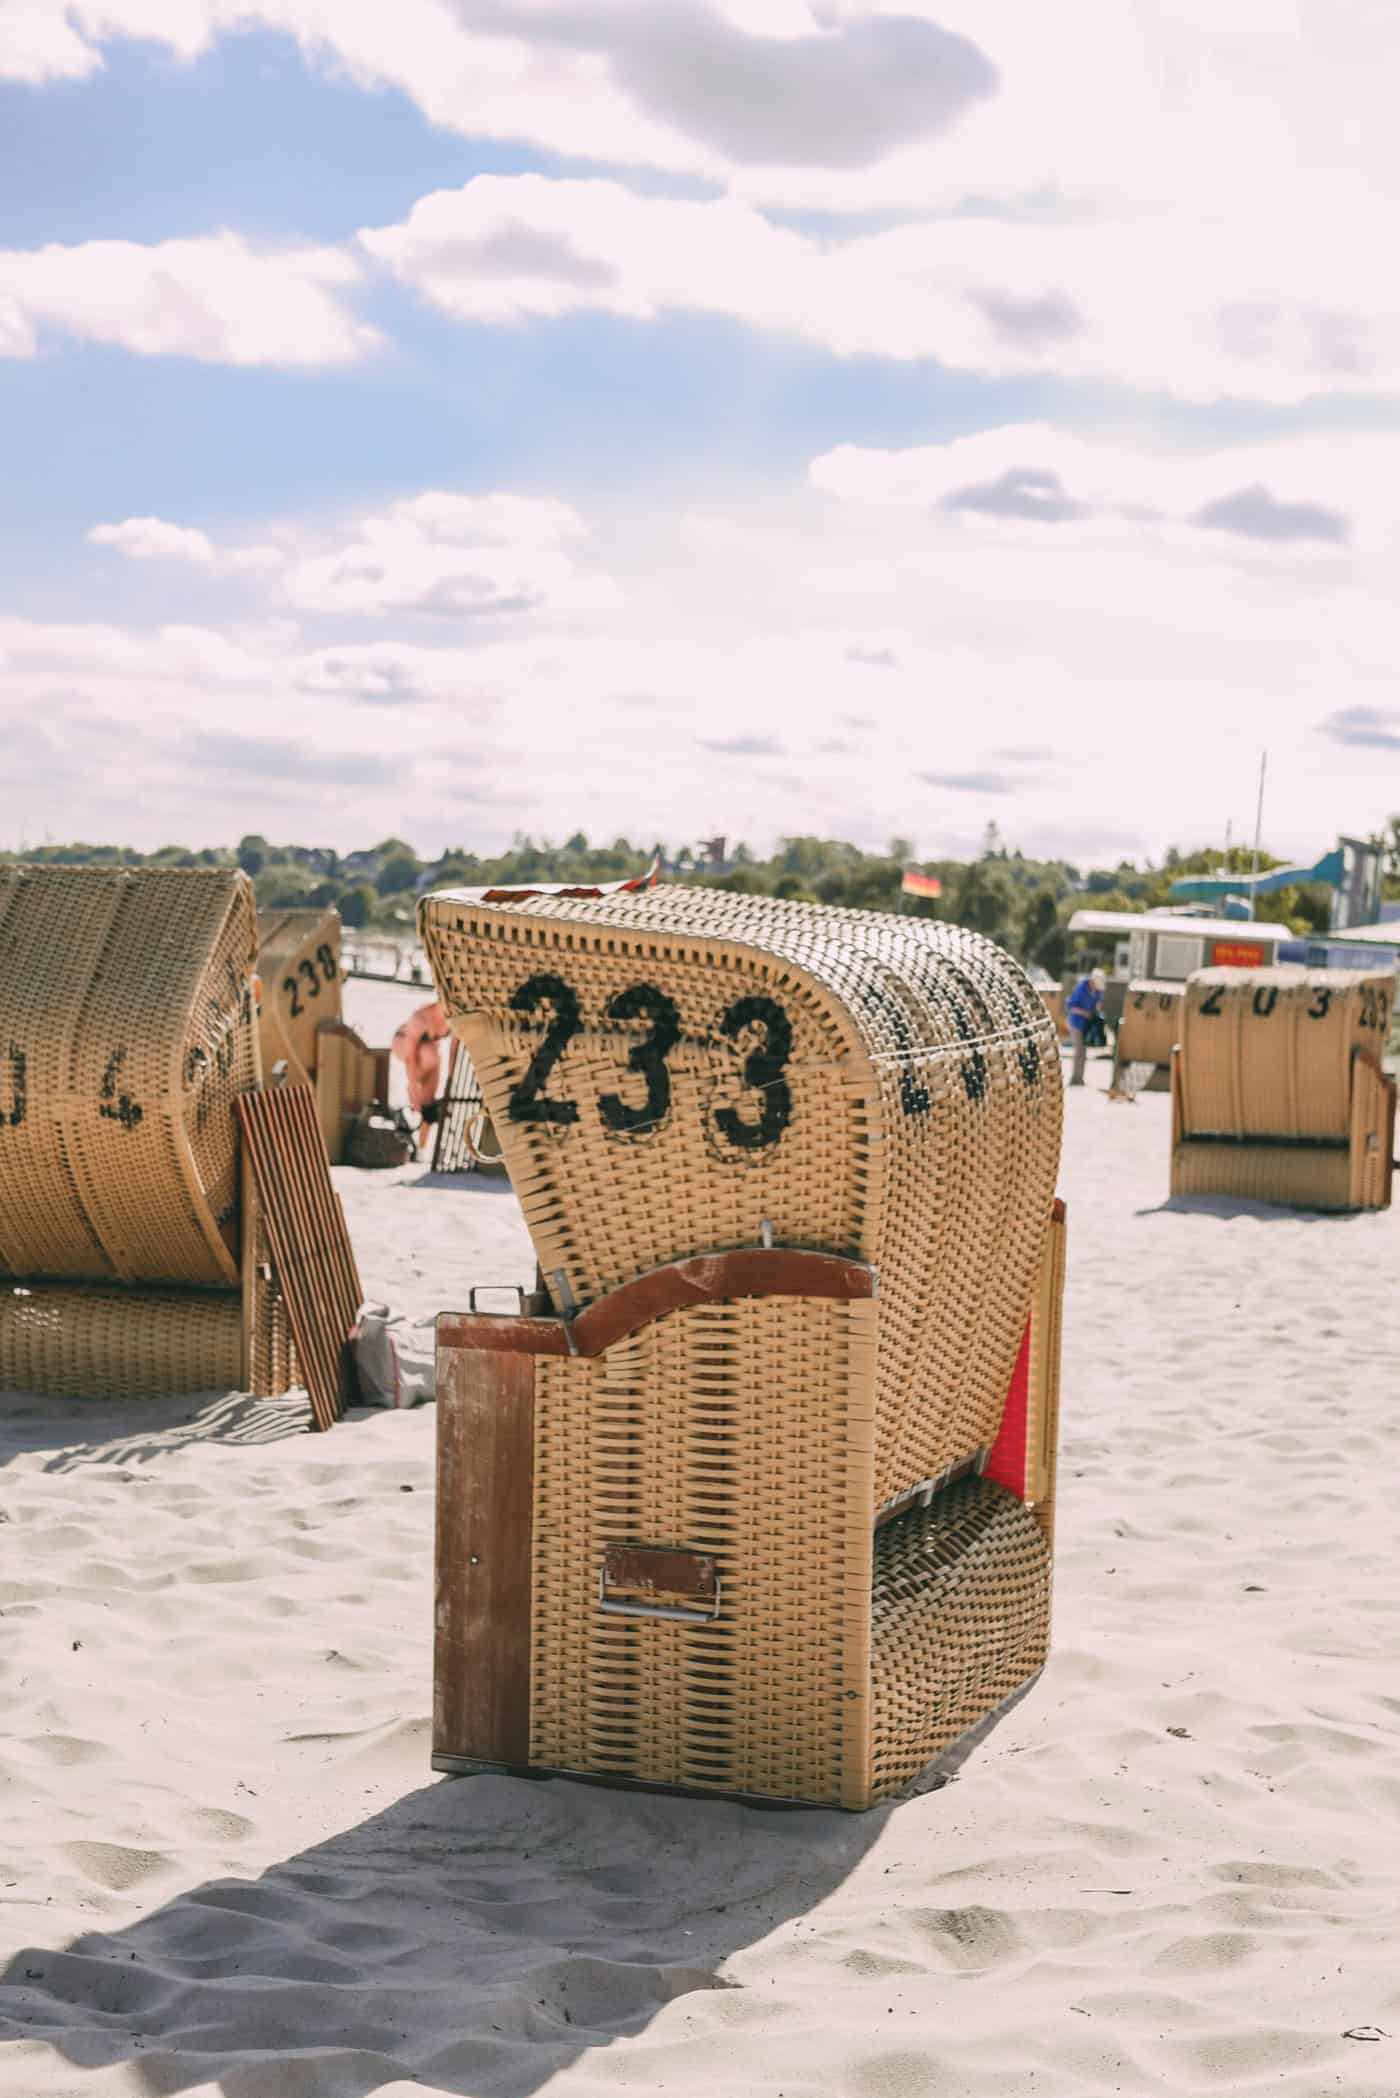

353,1301,435,1408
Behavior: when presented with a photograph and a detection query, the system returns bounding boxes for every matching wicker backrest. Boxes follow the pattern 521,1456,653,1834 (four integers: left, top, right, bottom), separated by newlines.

421,885,1062,1508
1117,979,1182,1066
1179,965,1392,1141
0,866,259,1287
256,908,342,1086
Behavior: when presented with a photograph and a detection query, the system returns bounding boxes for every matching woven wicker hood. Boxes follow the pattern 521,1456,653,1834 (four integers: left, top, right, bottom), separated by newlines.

0,865,260,1288
421,883,1062,1505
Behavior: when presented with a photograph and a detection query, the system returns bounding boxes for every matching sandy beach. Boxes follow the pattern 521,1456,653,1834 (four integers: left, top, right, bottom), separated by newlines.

2,1002,1398,2098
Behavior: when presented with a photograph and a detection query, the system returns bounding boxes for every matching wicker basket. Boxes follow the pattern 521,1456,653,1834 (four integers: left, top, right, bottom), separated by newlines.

256,908,342,1087
423,885,1066,1806
1171,966,1395,1210
0,866,296,1402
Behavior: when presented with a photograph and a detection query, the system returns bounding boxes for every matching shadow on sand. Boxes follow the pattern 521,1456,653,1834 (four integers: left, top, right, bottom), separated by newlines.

0,1768,889,2097
409,1171,517,1198
0,1388,318,1473
1133,1193,1364,1224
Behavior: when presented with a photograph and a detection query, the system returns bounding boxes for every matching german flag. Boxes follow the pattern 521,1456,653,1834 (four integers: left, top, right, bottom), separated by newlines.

901,869,942,899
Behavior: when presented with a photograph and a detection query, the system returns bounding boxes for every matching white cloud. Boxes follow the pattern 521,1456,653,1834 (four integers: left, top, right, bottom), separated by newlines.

360,174,1400,404
15,2,1400,235
9,434,1400,864
90,517,218,566
8,8,1400,403
90,515,287,574
83,489,622,623
6,3,996,178
0,1,101,82
0,233,375,365
809,426,1397,555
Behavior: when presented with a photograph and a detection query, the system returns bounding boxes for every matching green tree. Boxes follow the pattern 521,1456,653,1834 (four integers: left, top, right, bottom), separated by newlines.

339,884,374,928
1021,887,1061,966
953,858,1016,947
377,853,420,897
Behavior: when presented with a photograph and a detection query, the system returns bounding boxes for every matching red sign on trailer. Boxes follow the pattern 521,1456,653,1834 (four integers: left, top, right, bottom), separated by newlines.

1211,939,1266,967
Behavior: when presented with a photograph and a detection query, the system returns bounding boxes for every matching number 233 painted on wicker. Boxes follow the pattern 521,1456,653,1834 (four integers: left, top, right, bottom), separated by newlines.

506,973,792,1149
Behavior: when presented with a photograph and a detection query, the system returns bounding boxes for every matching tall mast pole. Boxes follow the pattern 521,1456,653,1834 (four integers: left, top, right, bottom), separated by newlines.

1249,751,1267,922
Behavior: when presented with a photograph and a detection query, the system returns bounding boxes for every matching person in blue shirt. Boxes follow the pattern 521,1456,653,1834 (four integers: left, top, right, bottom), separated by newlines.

1066,967,1106,1086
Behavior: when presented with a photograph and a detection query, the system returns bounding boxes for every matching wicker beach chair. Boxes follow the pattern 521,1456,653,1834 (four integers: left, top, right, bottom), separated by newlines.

1170,965,1395,1209
0,866,293,1402
255,908,385,1160
1110,978,1182,1095
421,884,1066,1808
256,906,343,1089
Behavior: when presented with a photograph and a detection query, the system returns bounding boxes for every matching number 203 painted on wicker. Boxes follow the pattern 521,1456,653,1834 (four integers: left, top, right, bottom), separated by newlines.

505,973,793,1150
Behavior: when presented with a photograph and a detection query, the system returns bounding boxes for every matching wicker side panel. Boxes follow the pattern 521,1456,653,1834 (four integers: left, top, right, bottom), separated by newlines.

1180,968,1391,1144
257,909,342,1087
529,1295,878,1808
0,1282,242,1400
1025,1199,1066,1543
1116,980,1182,1068
0,866,257,1286
1169,1139,1352,1210
867,1022,1058,1507
315,1020,378,1165
868,1477,1051,1805
1348,1052,1394,1212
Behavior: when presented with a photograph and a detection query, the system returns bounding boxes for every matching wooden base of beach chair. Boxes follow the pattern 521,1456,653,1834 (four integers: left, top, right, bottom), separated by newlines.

1169,1043,1394,1211
0,1281,245,1401
432,1215,1065,1811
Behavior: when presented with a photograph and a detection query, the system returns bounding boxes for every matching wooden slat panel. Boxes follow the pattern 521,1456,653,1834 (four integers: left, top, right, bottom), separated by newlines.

434,1342,535,1765
236,1086,362,1430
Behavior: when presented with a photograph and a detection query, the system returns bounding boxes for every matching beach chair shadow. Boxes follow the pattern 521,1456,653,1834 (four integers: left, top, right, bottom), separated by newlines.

0,1769,889,2097
1133,1194,1365,1224
0,1388,315,1473
410,1171,519,1197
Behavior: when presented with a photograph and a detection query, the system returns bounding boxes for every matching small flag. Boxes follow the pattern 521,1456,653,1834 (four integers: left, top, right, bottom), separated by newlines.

901,869,942,899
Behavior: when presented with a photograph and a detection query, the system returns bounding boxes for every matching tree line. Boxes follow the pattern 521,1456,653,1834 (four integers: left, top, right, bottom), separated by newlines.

5,824,1381,976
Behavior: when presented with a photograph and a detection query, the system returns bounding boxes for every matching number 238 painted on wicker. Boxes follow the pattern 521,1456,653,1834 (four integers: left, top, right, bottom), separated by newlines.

282,943,339,1020
506,973,793,1150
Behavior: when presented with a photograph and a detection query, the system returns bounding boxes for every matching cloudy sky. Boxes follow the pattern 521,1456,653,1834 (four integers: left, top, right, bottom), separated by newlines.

4,2,1400,866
